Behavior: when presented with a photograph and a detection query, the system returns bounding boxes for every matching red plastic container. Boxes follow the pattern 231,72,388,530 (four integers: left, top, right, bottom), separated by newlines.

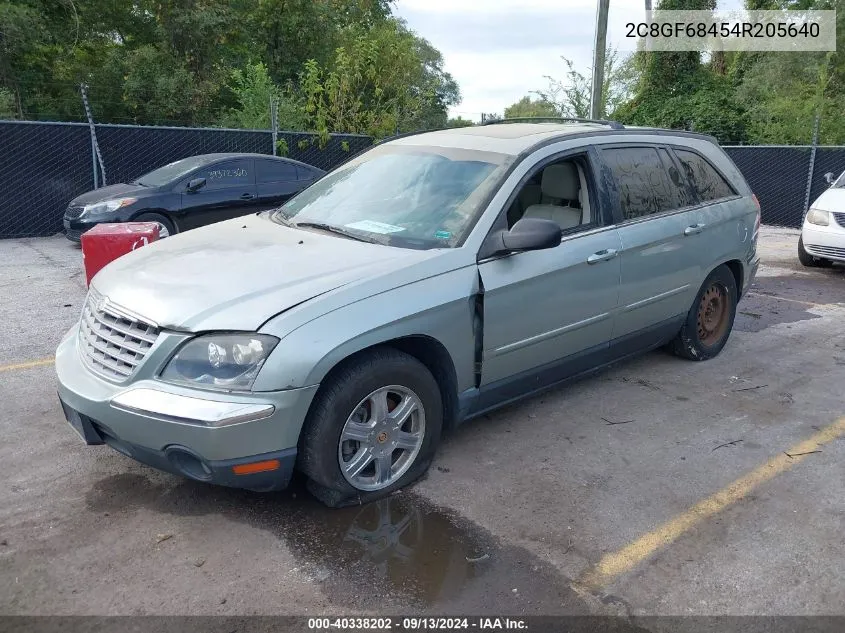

80,222,160,287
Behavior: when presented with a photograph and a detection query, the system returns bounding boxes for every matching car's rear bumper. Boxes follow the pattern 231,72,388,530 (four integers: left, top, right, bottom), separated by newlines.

55,325,318,491
802,222,845,262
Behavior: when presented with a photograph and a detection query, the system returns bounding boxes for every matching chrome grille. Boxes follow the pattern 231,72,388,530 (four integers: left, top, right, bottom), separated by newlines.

832,212,845,227
65,206,85,220
805,243,845,260
79,289,160,380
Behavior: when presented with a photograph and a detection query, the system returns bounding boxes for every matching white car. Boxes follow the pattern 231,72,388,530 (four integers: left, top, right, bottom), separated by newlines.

799,169,845,267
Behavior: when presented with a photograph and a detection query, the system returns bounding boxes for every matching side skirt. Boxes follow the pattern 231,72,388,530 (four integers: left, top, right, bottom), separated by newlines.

460,314,685,423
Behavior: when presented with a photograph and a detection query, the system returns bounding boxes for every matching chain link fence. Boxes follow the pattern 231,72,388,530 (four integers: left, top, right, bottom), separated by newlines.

723,146,845,229
1,119,844,238
0,121,371,239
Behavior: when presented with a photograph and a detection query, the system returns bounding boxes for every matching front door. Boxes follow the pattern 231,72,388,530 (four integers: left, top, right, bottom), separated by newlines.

479,228,623,389
476,152,622,405
178,158,258,230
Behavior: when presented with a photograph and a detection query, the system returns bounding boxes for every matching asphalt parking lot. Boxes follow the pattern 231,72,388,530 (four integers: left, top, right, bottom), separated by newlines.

1,228,843,620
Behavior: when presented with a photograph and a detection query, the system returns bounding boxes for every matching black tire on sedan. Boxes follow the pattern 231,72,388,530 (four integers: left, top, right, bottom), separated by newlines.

135,212,176,238
298,347,443,507
798,236,832,267
671,264,738,361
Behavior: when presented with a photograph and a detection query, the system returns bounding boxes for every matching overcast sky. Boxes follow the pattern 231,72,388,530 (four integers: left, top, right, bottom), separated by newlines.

394,0,744,121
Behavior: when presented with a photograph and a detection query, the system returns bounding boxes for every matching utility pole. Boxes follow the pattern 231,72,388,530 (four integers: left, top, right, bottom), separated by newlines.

590,0,610,119
645,0,652,11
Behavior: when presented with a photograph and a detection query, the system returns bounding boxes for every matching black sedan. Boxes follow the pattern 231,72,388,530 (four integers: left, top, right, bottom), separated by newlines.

63,153,325,241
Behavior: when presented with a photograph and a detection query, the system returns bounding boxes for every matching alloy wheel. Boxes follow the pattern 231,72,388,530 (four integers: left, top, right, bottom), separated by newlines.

338,385,426,491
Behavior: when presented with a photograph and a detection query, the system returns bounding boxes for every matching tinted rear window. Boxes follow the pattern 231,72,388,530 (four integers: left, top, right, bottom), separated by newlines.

602,147,682,220
257,159,298,184
658,148,695,208
674,150,736,202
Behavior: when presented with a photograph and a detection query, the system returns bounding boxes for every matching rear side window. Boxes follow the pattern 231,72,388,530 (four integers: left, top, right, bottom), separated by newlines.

601,147,681,220
658,148,695,208
257,159,298,184
296,165,317,180
674,150,736,202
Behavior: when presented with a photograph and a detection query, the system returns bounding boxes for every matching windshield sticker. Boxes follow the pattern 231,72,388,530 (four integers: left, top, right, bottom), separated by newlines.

434,230,452,240
345,220,406,234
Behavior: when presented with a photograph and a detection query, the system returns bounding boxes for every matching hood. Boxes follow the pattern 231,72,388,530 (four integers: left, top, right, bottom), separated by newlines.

90,214,437,331
70,183,149,206
811,187,845,213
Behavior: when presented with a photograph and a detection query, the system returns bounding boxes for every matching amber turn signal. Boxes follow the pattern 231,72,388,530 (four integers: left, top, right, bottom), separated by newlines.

232,459,281,475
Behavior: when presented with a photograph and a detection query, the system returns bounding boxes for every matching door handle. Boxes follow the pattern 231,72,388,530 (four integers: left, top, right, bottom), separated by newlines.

240,193,255,200
587,248,618,264
684,223,705,236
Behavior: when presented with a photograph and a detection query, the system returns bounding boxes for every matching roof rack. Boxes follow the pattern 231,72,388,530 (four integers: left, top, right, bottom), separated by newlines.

482,116,625,130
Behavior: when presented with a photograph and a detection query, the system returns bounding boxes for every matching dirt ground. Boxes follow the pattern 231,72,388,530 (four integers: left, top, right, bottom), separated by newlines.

0,227,843,621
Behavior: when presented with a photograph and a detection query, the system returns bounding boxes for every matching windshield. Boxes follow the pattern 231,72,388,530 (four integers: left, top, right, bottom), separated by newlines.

135,156,217,187
833,171,845,188
274,144,513,249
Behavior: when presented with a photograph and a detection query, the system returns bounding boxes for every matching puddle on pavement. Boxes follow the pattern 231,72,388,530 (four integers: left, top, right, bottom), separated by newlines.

86,473,612,615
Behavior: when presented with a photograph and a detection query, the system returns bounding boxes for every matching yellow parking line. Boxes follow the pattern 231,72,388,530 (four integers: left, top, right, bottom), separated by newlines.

577,416,845,591
0,358,55,373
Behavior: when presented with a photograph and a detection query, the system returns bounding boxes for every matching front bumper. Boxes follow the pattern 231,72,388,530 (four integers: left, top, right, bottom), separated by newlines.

64,217,104,242
56,325,319,491
802,221,845,262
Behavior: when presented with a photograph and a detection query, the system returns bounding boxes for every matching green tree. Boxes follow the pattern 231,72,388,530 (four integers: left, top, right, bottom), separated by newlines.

533,50,637,119
223,61,305,130
0,87,15,118
733,0,845,143
614,0,750,142
300,18,457,139
446,116,475,127
503,96,558,119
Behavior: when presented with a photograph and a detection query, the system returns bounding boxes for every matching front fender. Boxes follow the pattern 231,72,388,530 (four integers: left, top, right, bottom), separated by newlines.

252,266,480,393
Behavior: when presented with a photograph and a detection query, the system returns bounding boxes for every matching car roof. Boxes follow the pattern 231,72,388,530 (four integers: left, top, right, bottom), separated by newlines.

385,122,717,156
187,153,324,171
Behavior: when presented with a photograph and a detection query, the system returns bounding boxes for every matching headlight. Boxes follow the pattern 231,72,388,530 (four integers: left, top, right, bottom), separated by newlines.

82,198,137,215
160,334,279,391
806,208,829,226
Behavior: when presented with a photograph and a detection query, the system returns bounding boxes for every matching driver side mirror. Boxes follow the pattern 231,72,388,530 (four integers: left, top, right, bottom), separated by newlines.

490,217,561,256
186,177,206,193
823,172,836,185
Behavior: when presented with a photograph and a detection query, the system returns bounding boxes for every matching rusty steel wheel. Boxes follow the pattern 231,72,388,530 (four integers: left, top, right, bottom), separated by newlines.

696,282,730,346
671,264,737,362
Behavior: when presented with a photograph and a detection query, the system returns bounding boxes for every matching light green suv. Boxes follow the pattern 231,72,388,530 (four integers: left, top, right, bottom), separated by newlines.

56,119,760,507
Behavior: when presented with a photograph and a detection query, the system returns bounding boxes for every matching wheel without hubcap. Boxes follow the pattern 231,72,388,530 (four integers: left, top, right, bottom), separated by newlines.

338,385,426,492
696,283,730,346
670,264,737,361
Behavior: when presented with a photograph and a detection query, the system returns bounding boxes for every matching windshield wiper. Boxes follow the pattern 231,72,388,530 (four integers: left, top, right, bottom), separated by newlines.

293,221,374,243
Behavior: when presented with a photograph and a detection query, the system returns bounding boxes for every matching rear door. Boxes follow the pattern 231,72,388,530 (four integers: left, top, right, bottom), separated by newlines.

599,144,701,342
255,158,306,211
177,158,257,230
669,147,745,286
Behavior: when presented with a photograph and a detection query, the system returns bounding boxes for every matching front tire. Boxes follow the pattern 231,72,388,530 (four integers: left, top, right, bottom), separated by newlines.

798,235,817,267
671,265,738,361
298,348,443,508
134,212,176,238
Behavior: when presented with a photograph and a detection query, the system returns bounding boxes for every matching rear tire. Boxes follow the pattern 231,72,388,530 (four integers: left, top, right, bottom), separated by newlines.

134,212,176,238
298,348,443,508
671,265,737,361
